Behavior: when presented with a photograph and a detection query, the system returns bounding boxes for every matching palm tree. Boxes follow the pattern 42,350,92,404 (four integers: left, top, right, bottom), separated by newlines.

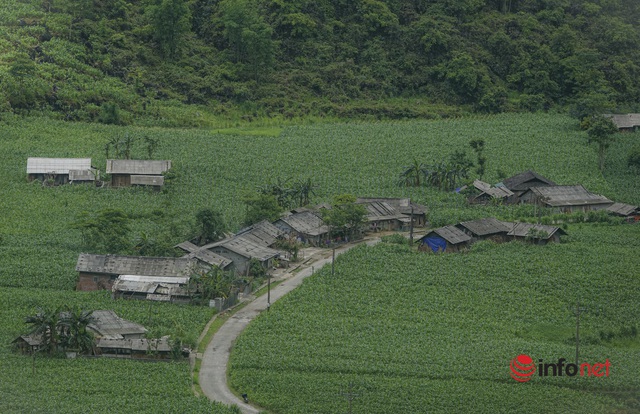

399,159,428,187
292,178,317,207
25,307,62,355
59,306,94,354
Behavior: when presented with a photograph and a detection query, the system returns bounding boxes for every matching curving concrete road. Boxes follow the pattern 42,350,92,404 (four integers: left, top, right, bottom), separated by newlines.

198,238,380,413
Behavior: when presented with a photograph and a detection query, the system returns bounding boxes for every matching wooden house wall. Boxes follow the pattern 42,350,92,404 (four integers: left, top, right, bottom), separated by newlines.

76,272,117,291
28,173,70,185
111,174,131,187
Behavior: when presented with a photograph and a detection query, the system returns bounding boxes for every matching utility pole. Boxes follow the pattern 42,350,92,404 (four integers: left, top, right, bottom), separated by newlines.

331,247,336,276
409,206,414,245
267,273,271,311
574,302,588,365
340,382,360,414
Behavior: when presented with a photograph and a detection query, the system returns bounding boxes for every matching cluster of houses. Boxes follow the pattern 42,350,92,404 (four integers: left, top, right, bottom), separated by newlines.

419,217,567,253
75,197,429,304
422,169,639,253
13,310,176,359
465,170,639,222
26,157,171,189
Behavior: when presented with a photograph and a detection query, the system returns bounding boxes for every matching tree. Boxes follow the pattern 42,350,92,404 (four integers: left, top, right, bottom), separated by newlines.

151,0,191,60
220,0,275,81
321,194,367,241
469,139,487,179
193,209,227,246
292,178,317,207
72,209,131,253
585,115,619,172
398,159,428,187
628,146,640,172
25,307,62,356
59,307,94,354
242,193,282,226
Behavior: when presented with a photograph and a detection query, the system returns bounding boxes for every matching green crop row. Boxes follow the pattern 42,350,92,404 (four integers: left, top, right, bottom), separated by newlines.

229,225,640,413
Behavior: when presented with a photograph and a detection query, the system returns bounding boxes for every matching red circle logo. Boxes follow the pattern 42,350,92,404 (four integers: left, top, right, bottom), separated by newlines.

510,354,536,382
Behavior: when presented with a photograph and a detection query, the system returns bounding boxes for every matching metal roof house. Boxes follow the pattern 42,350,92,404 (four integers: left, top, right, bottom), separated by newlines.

604,114,640,131
468,180,515,204
274,211,330,246
606,203,640,222
503,170,556,198
95,336,172,359
522,185,613,212
235,220,285,247
204,235,282,275
105,159,171,188
456,218,511,242
75,254,195,291
112,275,192,303
356,197,428,227
27,157,95,185
506,222,567,244
88,310,147,339
418,225,471,253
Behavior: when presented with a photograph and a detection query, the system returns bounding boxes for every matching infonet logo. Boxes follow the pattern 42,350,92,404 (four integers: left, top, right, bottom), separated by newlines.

510,354,611,382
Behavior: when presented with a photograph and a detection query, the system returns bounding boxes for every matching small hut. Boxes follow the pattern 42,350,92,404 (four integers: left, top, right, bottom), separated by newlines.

606,203,640,222
604,114,640,132
468,180,515,204
27,158,95,185
502,171,556,199
75,254,195,291
506,222,566,244
204,236,281,275
522,185,613,213
356,197,428,227
274,211,330,246
456,218,511,243
105,160,171,188
418,225,471,253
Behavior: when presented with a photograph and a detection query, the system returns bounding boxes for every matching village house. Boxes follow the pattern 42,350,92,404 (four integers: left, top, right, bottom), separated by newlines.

105,159,171,188
27,157,96,185
202,235,281,276
274,211,330,246
75,254,196,291
356,197,428,227
521,185,613,213
234,220,285,247
111,275,193,303
95,336,173,359
418,225,471,253
467,180,515,204
13,309,147,355
505,222,566,244
606,202,640,222
456,217,511,243
502,170,556,200
604,113,640,132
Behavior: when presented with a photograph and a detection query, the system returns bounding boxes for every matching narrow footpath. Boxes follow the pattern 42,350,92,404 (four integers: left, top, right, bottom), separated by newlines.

198,237,380,414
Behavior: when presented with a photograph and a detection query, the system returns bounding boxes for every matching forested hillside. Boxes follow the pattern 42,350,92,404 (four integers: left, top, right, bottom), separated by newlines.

1,0,639,124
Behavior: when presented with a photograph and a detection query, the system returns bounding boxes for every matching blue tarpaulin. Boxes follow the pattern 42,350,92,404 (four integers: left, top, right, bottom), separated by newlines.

424,236,447,253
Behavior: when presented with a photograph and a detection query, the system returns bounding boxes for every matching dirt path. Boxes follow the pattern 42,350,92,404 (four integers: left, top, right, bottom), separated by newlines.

198,237,380,413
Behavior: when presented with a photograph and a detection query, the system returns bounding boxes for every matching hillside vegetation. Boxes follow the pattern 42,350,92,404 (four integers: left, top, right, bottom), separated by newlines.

1,0,640,124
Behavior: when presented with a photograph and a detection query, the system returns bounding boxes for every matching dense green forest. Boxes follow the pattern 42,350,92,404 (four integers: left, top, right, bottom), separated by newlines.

1,0,639,124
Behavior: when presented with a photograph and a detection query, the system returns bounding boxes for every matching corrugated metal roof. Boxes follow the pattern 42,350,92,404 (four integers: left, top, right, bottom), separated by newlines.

503,170,556,191
106,160,171,175
356,197,427,215
89,310,147,338
175,241,199,253
27,158,92,174
207,235,281,261
361,201,403,222
457,218,510,236
184,249,232,268
422,225,471,244
606,202,639,216
76,254,195,277
531,185,612,207
604,114,640,129
69,169,96,181
507,223,565,239
96,336,171,352
277,211,329,236
131,175,164,186
235,220,284,246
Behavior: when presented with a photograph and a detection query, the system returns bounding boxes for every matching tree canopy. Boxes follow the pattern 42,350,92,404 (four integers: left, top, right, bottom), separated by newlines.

1,0,640,121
